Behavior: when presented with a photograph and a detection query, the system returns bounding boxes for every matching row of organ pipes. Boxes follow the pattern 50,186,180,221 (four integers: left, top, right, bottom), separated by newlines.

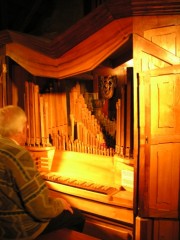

24,75,133,159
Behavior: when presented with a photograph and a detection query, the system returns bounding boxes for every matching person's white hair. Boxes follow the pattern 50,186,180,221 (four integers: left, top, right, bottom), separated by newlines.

0,105,27,137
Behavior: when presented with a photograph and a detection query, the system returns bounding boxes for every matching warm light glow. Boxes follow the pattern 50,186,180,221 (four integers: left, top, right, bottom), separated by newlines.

126,59,133,67
113,59,134,75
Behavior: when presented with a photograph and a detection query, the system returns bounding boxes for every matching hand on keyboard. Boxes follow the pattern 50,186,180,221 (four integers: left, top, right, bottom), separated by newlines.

59,197,73,214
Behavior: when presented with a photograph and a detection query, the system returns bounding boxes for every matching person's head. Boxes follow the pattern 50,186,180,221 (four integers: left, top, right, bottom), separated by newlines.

0,105,27,145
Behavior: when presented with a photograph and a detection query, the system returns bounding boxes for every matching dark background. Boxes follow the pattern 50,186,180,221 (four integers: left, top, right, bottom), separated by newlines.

0,0,106,37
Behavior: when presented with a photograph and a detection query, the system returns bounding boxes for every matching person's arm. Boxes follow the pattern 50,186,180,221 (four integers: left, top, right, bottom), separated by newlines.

13,148,72,222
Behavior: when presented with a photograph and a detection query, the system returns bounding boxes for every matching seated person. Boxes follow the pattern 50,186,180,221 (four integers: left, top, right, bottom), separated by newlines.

0,105,85,239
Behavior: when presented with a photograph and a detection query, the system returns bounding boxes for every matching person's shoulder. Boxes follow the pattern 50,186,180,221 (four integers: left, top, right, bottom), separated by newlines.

0,137,22,155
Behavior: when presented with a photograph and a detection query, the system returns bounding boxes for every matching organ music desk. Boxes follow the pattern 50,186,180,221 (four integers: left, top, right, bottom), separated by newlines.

28,147,134,240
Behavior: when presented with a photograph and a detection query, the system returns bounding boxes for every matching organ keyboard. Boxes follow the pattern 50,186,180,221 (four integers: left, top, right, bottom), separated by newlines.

29,148,134,208
40,171,120,195
29,147,134,239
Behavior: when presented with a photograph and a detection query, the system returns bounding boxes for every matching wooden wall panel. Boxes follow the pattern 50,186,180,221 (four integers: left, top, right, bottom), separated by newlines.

154,219,179,240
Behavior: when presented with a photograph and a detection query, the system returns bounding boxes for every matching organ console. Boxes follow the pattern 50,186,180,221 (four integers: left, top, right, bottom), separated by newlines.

24,69,134,240
28,148,134,239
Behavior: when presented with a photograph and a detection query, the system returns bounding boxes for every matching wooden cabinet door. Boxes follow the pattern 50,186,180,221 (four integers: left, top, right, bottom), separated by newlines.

139,70,180,218
135,217,179,240
153,219,179,240
135,25,180,219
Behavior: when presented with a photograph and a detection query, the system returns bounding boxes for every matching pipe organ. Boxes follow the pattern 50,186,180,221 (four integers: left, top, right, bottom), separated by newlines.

1,2,180,238
23,72,134,240
24,76,133,159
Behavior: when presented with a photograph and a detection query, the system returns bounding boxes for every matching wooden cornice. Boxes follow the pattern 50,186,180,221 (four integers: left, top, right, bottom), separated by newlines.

0,0,179,78
4,18,132,79
0,3,114,59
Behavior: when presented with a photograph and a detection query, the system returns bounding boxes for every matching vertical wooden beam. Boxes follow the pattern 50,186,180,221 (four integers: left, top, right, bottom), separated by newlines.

135,217,152,240
125,67,134,158
120,85,126,156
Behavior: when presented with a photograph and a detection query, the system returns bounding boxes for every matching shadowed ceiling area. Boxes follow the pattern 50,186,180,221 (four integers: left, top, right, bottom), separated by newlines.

1,0,180,37
0,0,97,36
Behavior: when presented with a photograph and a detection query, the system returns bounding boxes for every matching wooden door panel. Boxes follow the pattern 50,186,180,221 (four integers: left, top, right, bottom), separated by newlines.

149,143,179,218
150,74,180,144
153,219,179,240
135,217,180,240
139,71,180,218
137,25,180,218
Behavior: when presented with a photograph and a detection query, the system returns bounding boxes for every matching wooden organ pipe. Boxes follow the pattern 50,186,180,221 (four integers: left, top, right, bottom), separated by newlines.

24,81,68,149
29,82,36,146
23,81,135,157
39,95,45,146
24,81,30,145
44,101,49,146
34,84,41,146
115,99,121,154
68,83,116,156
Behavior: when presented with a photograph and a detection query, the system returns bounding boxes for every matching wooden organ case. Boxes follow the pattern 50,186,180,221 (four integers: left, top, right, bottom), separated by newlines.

0,1,180,239
20,71,134,240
